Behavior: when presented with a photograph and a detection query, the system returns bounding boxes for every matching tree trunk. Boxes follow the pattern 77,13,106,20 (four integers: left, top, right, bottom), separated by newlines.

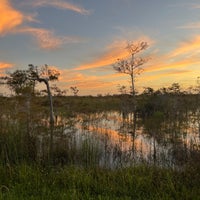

45,80,54,164
38,78,54,164
44,80,54,126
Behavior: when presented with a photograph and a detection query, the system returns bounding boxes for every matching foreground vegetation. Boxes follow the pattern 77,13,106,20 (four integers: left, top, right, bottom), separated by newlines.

0,79,200,199
0,163,199,200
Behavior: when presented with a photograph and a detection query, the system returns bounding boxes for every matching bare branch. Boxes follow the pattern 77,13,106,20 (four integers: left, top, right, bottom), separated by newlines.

126,41,148,55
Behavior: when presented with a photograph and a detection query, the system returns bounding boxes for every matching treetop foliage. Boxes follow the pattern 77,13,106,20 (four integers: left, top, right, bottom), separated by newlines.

113,41,149,77
0,64,60,96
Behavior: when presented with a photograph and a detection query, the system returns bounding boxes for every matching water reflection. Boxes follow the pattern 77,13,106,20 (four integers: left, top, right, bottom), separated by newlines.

38,111,200,168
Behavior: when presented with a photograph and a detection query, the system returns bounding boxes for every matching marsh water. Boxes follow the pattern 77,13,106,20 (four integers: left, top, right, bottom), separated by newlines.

38,111,200,168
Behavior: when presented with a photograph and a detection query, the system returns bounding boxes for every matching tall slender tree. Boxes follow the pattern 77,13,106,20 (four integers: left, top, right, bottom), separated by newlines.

113,41,149,97
113,41,149,118
113,41,149,159
28,64,60,163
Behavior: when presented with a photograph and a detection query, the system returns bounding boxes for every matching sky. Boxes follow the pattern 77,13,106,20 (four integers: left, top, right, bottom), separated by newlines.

0,0,200,95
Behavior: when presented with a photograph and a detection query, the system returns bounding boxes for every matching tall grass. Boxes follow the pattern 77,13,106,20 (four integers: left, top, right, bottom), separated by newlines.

0,164,199,200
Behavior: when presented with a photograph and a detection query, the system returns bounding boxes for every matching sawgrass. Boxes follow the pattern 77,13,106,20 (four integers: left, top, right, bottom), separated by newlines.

0,163,199,200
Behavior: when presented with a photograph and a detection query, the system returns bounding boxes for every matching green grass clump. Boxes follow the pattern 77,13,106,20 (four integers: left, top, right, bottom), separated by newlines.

0,164,199,200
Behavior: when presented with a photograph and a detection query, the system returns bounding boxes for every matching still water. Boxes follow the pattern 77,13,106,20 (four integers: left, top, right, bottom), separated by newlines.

39,111,200,168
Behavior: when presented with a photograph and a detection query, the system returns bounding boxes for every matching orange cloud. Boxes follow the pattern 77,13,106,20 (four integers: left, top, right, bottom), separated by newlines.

60,68,126,83
56,68,129,95
74,40,129,71
143,48,200,90
146,56,200,73
71,34,200,95
0,62,13,76
0,62,12,70
137,67,198,93
32,33,199,95
166,70,192,75
170,35,200,57
142,34,200,75
141,69,193,82
32,0,90,15
19,27,82,50
0,0,83,50
55,65,196,95
0,0,23,35
60,70,108,87
74,38,153,71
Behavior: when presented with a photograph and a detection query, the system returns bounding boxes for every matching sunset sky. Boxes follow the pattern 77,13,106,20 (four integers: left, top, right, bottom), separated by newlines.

0,0,200,95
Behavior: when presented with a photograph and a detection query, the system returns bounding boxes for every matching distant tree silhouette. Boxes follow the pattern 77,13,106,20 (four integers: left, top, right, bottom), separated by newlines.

0,69,36,96
70,86,79,96
113,41,149,97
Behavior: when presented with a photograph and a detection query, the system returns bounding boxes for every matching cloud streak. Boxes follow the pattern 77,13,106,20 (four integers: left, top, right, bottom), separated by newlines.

142,34,200,75
0,0,85,50
0,62,13,76
178,22,200,29
74,40,129,71
19,27,82,50
0,62,13,70
145,56,200,73
32,0,91,15
71,34,200,94
74,37,153,71
57,68,128,95
169,35,200,57
0,0,23,35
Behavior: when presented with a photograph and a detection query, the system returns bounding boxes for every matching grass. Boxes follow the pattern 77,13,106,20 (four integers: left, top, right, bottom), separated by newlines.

0,95,200,199
0,164,199,200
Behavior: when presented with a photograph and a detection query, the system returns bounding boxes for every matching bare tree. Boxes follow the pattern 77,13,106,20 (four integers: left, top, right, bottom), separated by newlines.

70,86,79,96
113,41,149,156
113,41,149,96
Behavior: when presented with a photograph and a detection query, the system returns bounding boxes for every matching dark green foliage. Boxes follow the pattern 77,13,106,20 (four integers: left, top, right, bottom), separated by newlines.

0,164,199,200
4,69,36,96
